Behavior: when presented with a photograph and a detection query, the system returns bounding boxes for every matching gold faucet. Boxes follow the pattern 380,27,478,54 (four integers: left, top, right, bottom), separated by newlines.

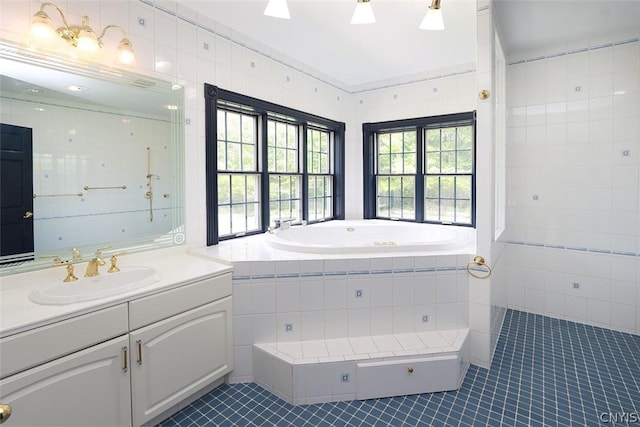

84,246,110,277
84,257,105,277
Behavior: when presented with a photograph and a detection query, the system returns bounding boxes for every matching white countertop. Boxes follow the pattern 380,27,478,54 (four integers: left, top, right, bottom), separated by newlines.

0,246,232,338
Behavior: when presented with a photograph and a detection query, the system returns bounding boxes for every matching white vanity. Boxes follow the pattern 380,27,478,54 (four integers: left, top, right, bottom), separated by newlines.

0,247,233,427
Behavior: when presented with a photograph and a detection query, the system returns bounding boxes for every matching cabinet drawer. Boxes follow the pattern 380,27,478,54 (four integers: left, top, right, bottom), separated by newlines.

0,303,128,379
129,273,232,330
356,355,459,400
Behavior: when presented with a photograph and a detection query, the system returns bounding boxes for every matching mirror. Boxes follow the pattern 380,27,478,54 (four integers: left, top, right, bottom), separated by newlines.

0,40,184,275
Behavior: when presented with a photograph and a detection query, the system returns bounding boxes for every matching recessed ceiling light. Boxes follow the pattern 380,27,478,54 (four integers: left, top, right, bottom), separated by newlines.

27,87,43,93
167,105,178,110
64,84,87,92
171,84,182,90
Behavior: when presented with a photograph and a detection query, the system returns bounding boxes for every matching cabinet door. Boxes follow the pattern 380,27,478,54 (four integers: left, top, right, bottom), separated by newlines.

130,296,232,426
0,335,131,427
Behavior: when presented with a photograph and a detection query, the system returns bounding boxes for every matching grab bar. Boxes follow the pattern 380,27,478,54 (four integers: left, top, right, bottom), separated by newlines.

83,185,127,190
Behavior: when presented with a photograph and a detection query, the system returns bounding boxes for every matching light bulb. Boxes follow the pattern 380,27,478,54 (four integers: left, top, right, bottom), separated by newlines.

351,0,376,25
117,38,135,64
264,0,290,19
30,10,55,40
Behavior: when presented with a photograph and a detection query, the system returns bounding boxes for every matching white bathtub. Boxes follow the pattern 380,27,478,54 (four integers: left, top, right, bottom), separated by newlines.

264,220,473,254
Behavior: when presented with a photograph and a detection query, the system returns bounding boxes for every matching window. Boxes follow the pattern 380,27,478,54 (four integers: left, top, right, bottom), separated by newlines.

363,112,476,227
205,85,345,244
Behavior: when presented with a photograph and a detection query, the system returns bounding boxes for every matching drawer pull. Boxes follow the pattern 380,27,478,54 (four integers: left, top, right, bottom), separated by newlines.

407,367,414,374
122,346,128,372
0,404,12,424
136,340,143,366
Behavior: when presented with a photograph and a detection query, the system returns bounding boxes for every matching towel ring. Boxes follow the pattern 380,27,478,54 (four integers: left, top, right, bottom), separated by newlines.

466,255,492,279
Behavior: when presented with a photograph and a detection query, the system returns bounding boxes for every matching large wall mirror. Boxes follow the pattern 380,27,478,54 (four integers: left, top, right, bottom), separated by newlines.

0,40,184,275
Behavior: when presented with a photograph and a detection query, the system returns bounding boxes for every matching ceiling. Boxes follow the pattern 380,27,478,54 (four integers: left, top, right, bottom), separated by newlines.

176,0,640,89
493,0,640,57
174,0,478,89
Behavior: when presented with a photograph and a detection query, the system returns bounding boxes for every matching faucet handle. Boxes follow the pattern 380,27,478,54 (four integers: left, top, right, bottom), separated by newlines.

70,248,82,262
41,254,63,266
108,252,126,273
95,245,112,258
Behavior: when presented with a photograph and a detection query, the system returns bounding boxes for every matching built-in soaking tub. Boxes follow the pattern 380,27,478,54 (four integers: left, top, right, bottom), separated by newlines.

264,220,473,254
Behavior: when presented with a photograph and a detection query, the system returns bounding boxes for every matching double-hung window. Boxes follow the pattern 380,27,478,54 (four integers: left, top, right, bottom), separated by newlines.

363,111,476,226
205,85,345,244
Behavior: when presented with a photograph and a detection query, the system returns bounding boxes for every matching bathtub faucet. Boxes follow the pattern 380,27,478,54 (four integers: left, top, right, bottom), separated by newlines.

273,219,294,230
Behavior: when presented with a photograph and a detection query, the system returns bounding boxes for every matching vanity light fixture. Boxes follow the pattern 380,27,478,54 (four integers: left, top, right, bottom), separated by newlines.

351,0,376,25
419,0,444,31
264,0,291,19
29,2,136,65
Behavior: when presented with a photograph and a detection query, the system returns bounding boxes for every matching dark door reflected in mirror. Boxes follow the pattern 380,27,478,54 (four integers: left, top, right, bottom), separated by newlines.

1,123,34,263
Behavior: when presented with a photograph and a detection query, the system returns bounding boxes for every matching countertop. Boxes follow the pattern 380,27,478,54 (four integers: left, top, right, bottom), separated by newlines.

0,246,232,338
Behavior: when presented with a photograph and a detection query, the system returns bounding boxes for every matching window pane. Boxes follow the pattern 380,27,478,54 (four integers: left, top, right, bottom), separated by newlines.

376,176,414,219
441,127,456,150
227,112,241,142
269,174,301,224
456,200,471,223
217,110,226,140
457,149,472,173
217,140,226,170
218,205,231,236
217,175,230,204
457,126,472,150
227,142,241,171
269,120,298,173
440,200,455,222
426,129,440,151
440,177,455,198
441,151,456,174
425,152,441,174
456,176,471,199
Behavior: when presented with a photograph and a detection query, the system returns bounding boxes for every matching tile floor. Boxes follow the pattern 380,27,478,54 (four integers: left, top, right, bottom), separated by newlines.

158,309,640,426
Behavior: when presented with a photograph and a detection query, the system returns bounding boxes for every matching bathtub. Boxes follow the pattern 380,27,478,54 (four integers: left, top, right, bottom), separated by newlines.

264,220,473,254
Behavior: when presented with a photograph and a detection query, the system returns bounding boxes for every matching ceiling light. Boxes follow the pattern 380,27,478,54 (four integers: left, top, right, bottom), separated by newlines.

264,0,290,19
29,2,135,64
351,0,376,25
419,0,444,31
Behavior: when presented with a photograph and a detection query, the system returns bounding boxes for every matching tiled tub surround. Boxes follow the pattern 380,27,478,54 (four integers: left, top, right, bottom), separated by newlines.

193,227,476,404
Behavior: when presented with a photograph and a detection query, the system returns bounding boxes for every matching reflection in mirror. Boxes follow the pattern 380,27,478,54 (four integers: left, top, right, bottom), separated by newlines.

0,40,184,275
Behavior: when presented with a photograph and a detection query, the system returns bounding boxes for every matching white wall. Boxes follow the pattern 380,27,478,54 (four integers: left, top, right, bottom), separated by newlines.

504,35,640,334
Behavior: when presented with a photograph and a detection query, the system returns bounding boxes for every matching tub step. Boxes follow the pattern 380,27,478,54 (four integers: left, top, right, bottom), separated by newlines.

253,329,469,405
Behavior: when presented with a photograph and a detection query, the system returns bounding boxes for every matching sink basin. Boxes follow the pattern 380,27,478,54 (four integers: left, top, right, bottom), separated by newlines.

29,266,161,305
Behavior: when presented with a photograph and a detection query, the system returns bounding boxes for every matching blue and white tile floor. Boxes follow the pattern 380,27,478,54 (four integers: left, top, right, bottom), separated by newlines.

159,310,640,426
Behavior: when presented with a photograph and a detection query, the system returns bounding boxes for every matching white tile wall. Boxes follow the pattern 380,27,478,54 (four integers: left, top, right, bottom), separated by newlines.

504,35,640,335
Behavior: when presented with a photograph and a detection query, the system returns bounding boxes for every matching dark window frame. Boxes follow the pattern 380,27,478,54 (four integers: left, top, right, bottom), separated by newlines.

205,84,345,245
362,111,476,227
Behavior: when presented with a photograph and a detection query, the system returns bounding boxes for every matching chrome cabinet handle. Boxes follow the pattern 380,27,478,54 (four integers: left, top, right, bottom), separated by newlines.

0,403,12,424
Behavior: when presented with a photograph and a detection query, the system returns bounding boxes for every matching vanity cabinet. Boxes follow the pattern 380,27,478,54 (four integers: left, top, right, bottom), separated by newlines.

0,271,233,427
0,335,131,426
130,296,232,426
